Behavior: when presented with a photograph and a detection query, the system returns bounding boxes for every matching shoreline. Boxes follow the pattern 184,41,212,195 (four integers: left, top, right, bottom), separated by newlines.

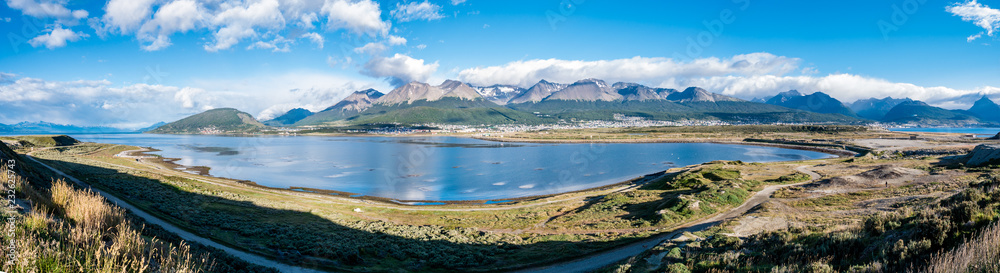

112,135,854,206
472,136,858,157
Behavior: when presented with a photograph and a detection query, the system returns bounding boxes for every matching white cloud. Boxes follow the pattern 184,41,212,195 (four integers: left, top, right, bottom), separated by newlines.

451,0,466,5
353,42,386,55
415,44,426,50
6,0,88,23
322,0,389,36
205,0,286,52
362,53,439,86
94,0,390,51
137,0,207,51
28,25,86,49
947,0,1000,42
186,72,388,120
0,72,387,127
387,35,407,45
173,87,204,108
247,36,293,52
326,55,338,67
458,53,800,88
300,32,324,49
0,75,202,128
391,1,444,22
455,52,1000,109
670,74,1000,109
101,0,156,33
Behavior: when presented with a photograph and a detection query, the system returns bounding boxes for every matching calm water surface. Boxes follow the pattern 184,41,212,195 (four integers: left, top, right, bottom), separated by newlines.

70,134,835,201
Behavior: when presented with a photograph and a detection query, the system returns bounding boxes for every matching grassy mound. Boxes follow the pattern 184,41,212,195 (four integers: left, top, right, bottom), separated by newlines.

150,108,266,134
0,135,80,148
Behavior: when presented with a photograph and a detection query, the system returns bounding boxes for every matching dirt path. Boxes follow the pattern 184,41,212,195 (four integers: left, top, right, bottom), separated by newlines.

23,152,325,273
514,165,821,273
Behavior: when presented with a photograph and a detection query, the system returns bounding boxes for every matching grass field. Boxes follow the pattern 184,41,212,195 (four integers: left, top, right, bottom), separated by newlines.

8,127,999,272
24,140,820,272
601,158,1000,273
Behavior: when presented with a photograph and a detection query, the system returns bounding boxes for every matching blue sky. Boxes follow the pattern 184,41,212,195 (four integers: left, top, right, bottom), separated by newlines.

1,0,1000,127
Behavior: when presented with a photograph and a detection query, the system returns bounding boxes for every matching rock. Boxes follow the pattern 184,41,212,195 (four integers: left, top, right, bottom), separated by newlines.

990,132,1000,140
966,144,1000,167
353,208,363,213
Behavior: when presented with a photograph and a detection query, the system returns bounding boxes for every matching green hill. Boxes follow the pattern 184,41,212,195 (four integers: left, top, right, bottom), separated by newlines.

149,108,267,134
264,108,313,126
882,101,979,125
0,135,80,148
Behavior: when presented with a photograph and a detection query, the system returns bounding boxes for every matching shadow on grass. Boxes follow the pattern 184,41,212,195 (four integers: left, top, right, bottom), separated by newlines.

29,156,647,272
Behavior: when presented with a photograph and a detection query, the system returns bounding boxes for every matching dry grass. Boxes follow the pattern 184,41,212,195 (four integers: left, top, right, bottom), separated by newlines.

0,166,214,272
923,220,1000,273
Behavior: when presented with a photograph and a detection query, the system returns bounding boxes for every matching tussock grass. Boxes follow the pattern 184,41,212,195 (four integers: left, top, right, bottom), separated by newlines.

923,221,1000,273
0,167,213,272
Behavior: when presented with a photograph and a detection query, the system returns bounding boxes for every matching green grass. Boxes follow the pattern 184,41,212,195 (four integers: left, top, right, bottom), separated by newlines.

766,172,812,183
605,169,1000,273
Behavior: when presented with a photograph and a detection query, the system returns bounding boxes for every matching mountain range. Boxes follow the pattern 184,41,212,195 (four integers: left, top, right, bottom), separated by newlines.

965,96,1000,123
0,121,138,134
763,90,857,117
259,78,861,128
880,101,980,125
291,89,384,126
148,78,1000,133
849,97,912,120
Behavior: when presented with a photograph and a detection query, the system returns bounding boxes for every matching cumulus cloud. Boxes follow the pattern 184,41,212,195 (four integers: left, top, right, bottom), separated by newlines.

186,72,387,120
100,0,156,34
678,74,1000,109
28,25,86,49
205,0,285,52
387,35,407,45
0,72,386,127
391,1,444,22
5,0,88,23
454,52,1000,109
457,53,801,88
362,53,439,86
92,0,391,51
354,42,387,55
947,0,1000,42
322,0,390,36
247,36,293,52
300,32,324,49
0,75,209,128
137,0,207,51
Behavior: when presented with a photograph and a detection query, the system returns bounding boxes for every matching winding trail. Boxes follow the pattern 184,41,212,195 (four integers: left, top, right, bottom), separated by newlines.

24,150,324,273
514,165,821,273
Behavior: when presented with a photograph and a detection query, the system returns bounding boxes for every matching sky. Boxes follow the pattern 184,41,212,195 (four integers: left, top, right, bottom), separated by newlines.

2,0,1000,128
